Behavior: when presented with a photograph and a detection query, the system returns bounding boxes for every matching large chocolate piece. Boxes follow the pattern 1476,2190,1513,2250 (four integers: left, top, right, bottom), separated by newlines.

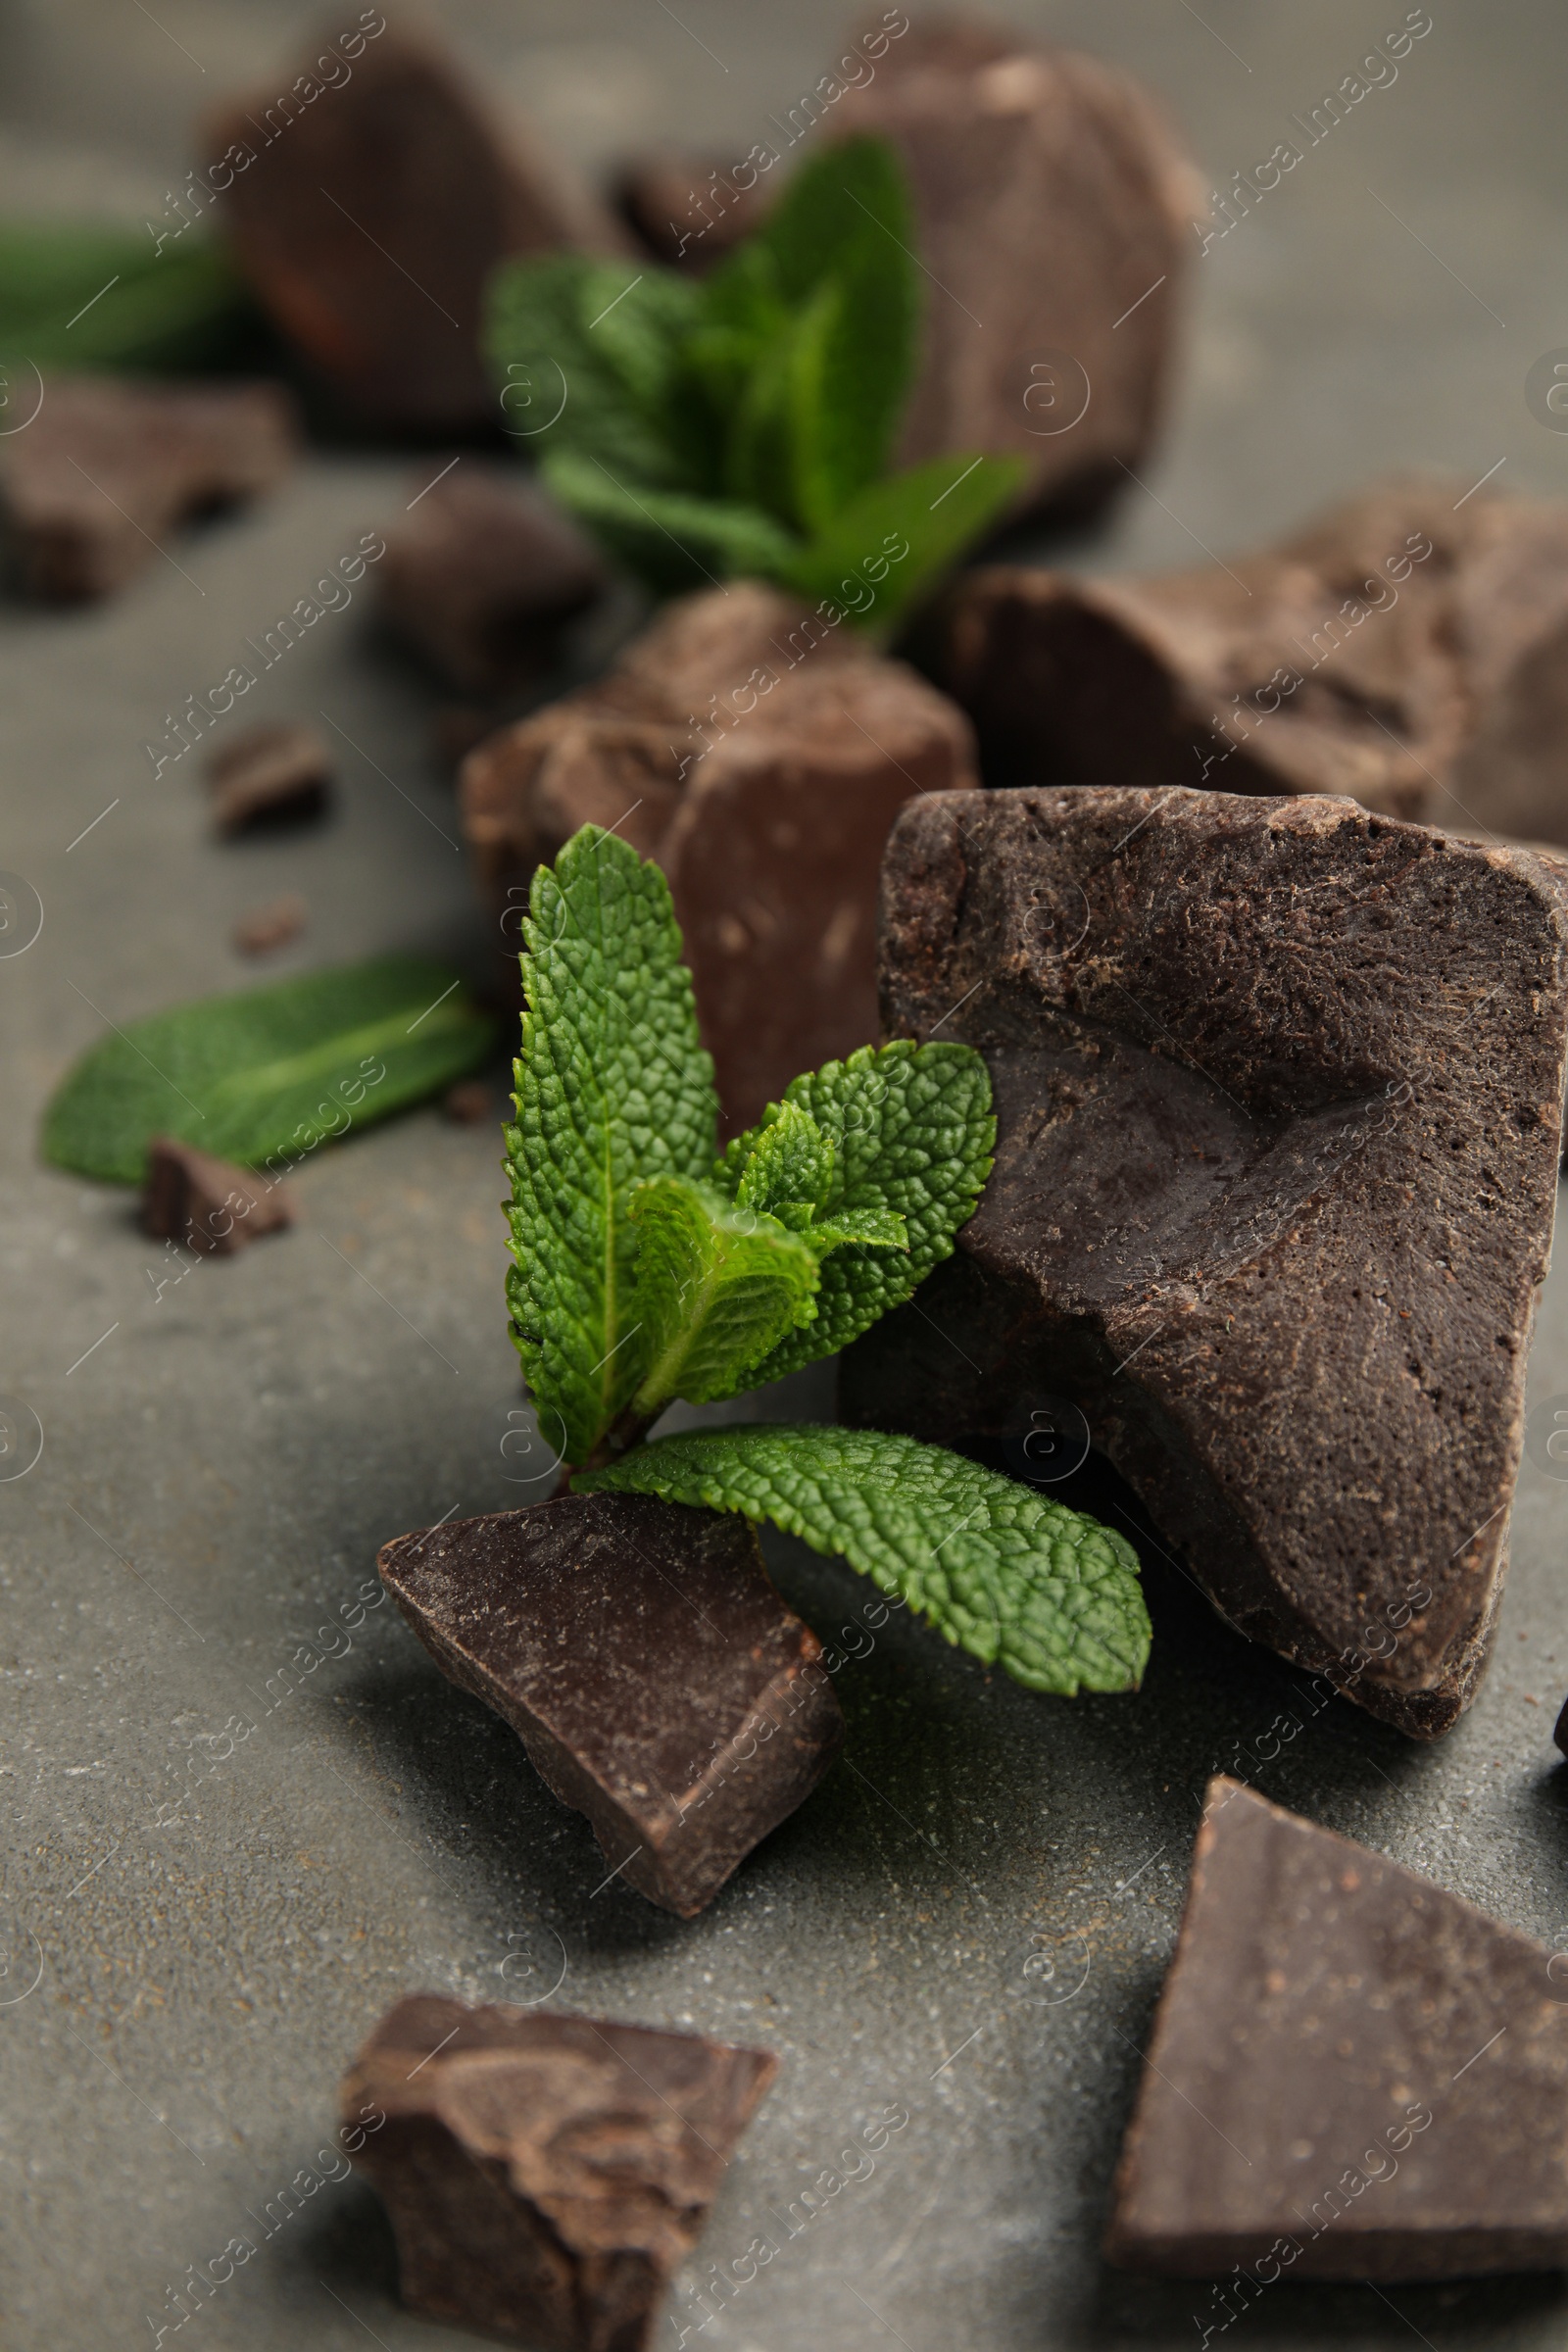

0,375,295,601
1107,1778,1568,2278
378,1493,843,1916
461,582,977,1129
142,1137,294,1254
205,30,629,431
933,479,1568,848
343,1993,775,2349
842,786,1568,1737
379,463,607,692
830,20,1200,523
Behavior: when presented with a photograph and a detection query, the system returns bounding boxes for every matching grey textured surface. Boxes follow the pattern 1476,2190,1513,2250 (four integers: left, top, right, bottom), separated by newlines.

4,4,1568,2348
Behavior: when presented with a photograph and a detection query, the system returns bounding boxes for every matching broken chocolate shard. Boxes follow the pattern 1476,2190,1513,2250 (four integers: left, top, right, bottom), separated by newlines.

842,785,1568,1737
1106,1778,1568,2279
379,463,607,694
461,582,977,1131
441,1078,492,1125
378,1492,844,1916
830,22,1201,524
231,893,307,956
0,375,295,602
206,30,629,432
142,1137,294,1255
931,478,1568,849
343,1992,775,2349
206,722,332,836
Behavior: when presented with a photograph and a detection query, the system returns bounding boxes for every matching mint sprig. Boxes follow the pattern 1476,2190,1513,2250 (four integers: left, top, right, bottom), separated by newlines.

485,137,1025,628
505,826,1150,1694
579,1426,1152,1696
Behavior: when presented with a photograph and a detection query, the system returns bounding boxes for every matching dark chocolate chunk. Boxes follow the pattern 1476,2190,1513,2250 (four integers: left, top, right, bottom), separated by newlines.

141,1137,294,1255
343,1992,775,2349
461,582,977,1131
206,722,332,835
932,478,1568,849
1106,1777,1568,2279
231,893,307,956
614,152,770,269
379,464,607,693
842,786,1568,1737
830,22,1200,524
205,30,630,431
378,1493,843,1916
0,375,295,602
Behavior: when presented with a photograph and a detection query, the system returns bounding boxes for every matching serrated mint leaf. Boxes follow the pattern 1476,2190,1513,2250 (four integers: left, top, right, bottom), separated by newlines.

578,1425,1151,1695
808,1206,907,1253
506,828,717,1467
750,134,910,308
716,1040,993,1385
783,211,918,533
485,254,701,488
782,452,1027,630
541,449,801,598
733,1100,833,1220
628,1177,820,1410
41,956,494,1185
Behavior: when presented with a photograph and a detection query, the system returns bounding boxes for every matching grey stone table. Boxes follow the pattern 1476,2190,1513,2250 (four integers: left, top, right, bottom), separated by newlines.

3,3,1568,2347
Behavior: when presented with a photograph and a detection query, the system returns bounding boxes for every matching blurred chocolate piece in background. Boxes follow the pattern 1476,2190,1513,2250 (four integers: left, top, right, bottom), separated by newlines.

461,582,977,1130
0,375,295,601
379,462,607,692
231,892,307,955
208,720,332,835
932,478,1568,849
831,18,1202,526
205,28,630,431
142,1137,294,1255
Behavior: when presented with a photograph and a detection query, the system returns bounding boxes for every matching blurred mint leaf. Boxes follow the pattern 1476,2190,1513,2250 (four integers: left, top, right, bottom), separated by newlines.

578,1423,1152,1695
41,956,493,1184
746,133,910,307
628,1176,820,1410
716,1039,993,1385
506,827,717,1468
486,253,702,488
541,448,800,597
782,451,1027,628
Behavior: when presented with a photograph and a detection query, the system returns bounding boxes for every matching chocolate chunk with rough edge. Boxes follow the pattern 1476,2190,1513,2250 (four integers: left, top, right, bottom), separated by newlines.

378,1493,843,1916
141,1137,294,1254
379,465,607,693
232,893,307,956
342,1992,776,2349
206,721,332,835
1106,1777,1568,2279
828,22,1201,525
460,582,977,1132
929,478,1568,849
841,785,1568,1738
614,152,769,270
0,375,295,602
204,29,630,432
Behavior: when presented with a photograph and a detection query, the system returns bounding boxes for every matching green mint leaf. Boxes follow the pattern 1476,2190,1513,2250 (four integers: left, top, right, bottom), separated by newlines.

0,231,258,372
749,133,910,307
782,209,918,533
628,1177,821,1411
806,1206,907,1253
717,1040,994,1386
41,956,494,1185
506,827,716,1467
578,1425,1152,1695
541,449,801,598
733,1100,834,1220
784,452,1027,630
485,254,701,489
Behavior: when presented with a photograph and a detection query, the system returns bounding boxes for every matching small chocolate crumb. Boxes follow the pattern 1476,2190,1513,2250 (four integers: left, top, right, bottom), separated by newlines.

142,1138,294,1256
207,723,332,837
231,894,307,956
441,1080,492,1125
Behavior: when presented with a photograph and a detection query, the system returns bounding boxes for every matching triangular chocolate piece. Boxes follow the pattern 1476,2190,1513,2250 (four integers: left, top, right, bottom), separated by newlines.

379,1493,843,1917
343,1993,775,2346
1106,1778,1568,2279
843,787,1568,1734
